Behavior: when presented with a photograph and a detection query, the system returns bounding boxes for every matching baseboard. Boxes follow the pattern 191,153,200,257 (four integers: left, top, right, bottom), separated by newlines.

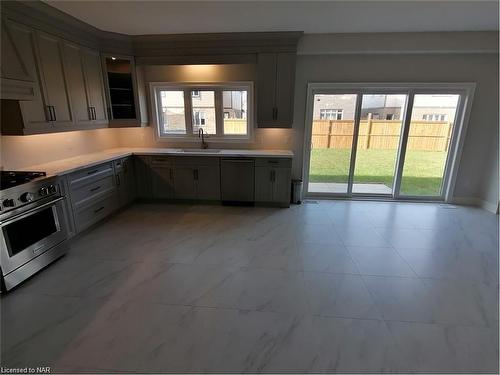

451,196,499,214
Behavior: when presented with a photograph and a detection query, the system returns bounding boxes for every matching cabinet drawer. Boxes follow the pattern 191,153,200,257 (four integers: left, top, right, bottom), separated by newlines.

69,162,114,189
74,194,118,233
255,158,292,168
71,175,116,209
150,156,174,167
172,156,219,166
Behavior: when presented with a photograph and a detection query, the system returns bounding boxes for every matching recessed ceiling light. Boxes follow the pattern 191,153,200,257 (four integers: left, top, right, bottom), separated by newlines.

111,57,116,60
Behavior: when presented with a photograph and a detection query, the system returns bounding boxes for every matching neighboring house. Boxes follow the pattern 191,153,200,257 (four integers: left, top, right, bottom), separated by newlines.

313,94,459,122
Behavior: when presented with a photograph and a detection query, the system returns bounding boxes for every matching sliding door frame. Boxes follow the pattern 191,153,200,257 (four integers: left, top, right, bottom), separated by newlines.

302,82,476,202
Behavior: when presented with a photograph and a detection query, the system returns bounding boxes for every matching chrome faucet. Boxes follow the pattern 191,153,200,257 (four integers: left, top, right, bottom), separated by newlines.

198,128,208,149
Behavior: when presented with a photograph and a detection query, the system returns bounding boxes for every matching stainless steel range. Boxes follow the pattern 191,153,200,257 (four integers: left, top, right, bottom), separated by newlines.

0,171,69,291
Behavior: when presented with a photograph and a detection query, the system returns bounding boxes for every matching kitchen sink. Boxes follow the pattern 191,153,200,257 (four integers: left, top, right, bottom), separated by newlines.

180,149,221,153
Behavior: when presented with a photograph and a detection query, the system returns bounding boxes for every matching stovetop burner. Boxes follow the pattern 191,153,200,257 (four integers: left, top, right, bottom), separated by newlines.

1,171,47,191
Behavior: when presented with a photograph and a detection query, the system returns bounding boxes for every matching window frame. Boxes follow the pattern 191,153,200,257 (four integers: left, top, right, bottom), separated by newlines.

320,108,343,120
150,81,254,142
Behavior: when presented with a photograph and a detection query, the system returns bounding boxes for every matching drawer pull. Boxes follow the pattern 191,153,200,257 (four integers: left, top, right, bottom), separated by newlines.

89,186,101,192
87,169,99,175
268,160,279,164
94,206,105,214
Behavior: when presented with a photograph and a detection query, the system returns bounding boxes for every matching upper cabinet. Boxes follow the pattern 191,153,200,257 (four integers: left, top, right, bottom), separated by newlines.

1,20,109,135
257,52,296,128
102,55,147,128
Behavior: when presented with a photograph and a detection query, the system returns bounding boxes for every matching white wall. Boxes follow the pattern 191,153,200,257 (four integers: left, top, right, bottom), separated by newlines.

291,51,499,208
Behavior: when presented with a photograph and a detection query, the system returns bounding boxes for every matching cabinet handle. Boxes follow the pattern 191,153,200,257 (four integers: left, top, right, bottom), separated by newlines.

46,106,52,121
90,186,101,192
116,174,121,186
94,206,105,214
87,169,99,175
88,107,93,120
51,106,56,122
92,107,96,120
193,169,198,181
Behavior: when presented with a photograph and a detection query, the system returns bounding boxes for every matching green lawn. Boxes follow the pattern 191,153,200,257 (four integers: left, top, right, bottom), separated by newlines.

309,148,447,196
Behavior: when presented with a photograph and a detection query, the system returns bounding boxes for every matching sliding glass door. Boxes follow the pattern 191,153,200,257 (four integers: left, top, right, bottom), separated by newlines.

304,84,473,201
352,94,407,195
308,93,358,195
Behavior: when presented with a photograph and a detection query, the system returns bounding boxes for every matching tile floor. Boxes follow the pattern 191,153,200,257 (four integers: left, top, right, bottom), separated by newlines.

1,200,498,373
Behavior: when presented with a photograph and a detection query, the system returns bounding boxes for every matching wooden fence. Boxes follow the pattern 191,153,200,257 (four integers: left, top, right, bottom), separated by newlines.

311,120,453,151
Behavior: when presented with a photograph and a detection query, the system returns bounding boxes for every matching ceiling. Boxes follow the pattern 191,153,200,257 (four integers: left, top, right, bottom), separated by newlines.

44,1,499,35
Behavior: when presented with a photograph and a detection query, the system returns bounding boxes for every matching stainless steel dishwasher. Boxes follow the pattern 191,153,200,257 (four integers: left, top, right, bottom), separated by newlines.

220,158,255,203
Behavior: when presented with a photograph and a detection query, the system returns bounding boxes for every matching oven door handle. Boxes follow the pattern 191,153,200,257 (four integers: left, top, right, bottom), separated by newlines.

0,196,66,225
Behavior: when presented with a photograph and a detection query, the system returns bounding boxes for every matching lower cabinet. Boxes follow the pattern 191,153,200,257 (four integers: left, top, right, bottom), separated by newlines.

64,155,291,236
149,156,220,201
115,157,136,206
255,158,292,206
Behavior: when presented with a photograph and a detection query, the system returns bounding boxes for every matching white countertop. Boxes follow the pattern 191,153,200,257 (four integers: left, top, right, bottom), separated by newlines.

22,147,294,177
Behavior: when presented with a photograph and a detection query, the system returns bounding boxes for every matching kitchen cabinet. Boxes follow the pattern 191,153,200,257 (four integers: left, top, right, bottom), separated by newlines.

67,161,119,234
34,31,73,128
115,157,136,206
150,157,175,199
63,42,108,129
82,48,108,125
134,156,153,199
172,167,198,200
102,54,147,127
255,158,292,206
196,165,221,200
257,52,296,128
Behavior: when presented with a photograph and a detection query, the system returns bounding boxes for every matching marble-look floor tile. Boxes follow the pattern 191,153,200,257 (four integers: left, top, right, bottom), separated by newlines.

397,246,499,285
347,246,417,277
362,276,437,323
294,242,359,274
262,315,410,373
387,321,499,373
303,272,381,319
194,267,309,314
2,201,498,374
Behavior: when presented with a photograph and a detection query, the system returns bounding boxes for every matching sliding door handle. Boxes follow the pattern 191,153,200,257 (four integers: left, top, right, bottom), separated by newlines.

88,106,93,120
92,107,96,120
46,106,52,121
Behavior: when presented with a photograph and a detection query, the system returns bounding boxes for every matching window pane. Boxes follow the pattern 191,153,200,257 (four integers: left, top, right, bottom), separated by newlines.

223,90,247,135
400,94,460,196
192,90,216,134
159,90,186,134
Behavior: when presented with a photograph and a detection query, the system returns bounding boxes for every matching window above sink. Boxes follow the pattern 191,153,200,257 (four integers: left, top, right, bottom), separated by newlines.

150,82,254,143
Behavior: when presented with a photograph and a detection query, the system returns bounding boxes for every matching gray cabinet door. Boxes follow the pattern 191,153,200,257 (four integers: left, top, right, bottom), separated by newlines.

6,22,52,131
35,31,73,126
116,158,136,205
62,42,92,127
82,48,108,125
257,52,295,128
134,156,152,199
275,52,296,127
255,166,274,202
257,53,277,127
273,167,292,204
1,20,34,82
196,165,221,200
151,166,174,199
173,167,197,200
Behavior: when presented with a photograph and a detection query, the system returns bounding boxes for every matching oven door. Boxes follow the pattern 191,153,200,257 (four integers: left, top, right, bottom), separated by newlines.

0,197,68,275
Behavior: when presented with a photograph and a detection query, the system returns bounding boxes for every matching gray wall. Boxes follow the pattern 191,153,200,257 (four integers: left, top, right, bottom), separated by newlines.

291,52,499,206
